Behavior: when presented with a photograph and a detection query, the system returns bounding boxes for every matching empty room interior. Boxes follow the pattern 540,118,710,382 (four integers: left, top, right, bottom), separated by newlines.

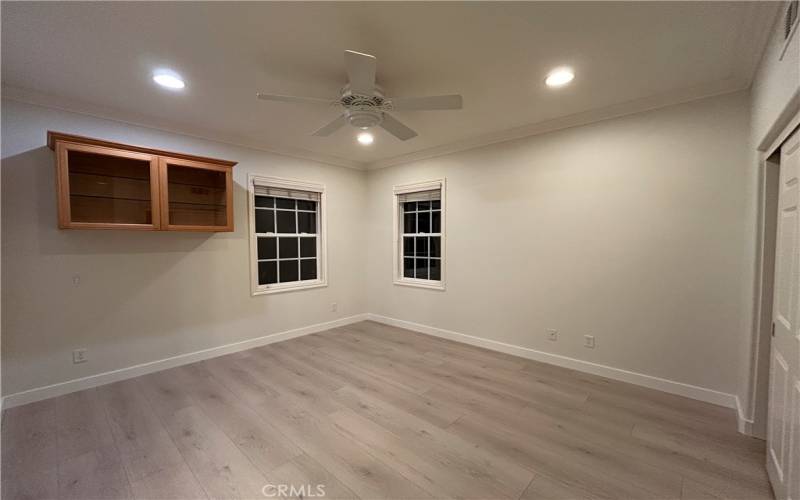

2,1,800,499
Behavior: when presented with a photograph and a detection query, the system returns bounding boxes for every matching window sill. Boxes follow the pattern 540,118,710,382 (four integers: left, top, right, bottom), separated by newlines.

394,278,445,291
252,280,328,296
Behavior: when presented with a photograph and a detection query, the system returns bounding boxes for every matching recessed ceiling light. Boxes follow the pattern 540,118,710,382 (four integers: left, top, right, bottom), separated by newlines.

357,131,374,145
545,67,574,88
152,69,185,90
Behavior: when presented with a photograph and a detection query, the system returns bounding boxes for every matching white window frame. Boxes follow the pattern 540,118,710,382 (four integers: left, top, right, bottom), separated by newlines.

248,174,328,295
393,178,446,290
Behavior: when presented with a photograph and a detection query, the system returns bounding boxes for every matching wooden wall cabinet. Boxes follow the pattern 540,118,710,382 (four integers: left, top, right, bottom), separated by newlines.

48,132,236,231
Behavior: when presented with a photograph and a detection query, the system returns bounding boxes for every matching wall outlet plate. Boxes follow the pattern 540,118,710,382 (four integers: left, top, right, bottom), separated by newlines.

547,329,558,341
72,348,88,364
584,335,595,348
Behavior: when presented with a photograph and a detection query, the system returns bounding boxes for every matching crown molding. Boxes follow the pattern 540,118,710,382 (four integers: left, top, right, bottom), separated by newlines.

366,3,780,171
0,77,759,175
2,2,777,174
1,84,367,171
366,77,750,170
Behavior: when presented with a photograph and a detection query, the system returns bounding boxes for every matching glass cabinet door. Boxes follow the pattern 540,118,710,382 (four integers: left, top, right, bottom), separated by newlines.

56,142,160,229
159,157,233,231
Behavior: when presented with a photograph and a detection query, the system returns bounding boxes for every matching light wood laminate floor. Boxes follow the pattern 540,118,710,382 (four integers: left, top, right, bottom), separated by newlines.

2,321,773,500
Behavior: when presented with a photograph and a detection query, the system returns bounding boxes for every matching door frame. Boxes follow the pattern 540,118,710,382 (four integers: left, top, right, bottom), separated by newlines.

745,104,800,438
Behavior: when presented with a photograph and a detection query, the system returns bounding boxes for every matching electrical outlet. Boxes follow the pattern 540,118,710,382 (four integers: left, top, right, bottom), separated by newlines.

72,348,88,364
547,329,558,341
72,274,81,286
331,302,338,312
584,335,595,348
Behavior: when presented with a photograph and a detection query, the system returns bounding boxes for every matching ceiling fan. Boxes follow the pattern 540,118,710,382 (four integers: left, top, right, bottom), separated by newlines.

256,50,463,141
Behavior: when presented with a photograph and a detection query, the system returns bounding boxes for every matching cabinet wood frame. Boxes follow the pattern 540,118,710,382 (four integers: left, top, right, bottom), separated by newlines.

158,156,234,232
49,131,237,232
55,141,162,230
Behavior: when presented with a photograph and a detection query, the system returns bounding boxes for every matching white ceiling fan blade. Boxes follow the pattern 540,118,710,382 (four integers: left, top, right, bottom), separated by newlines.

312,115,347,137
380,113,418,141
344,50,377,95
389,94,463,111
257,93,333,106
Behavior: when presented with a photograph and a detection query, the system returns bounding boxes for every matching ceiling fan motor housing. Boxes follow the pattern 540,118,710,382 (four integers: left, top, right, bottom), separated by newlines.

341,84,386,128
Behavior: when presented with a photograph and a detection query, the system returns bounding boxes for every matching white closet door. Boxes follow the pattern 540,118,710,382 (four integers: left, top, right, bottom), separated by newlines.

767,127,800,500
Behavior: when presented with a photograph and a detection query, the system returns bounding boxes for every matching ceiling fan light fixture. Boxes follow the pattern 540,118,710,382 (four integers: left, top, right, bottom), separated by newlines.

152,69,185,90
256,50,461,142
357,131,374,145
545,67,574,88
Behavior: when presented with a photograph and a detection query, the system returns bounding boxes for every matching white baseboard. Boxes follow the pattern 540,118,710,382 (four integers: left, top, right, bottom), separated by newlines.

367,314,738,409
1,314,368,410
1,312,741,413
736,395,756,435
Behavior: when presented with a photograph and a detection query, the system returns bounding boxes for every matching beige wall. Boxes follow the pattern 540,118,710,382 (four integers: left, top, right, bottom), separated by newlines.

365,91,751,396
1,99,368,396
0,89,763,403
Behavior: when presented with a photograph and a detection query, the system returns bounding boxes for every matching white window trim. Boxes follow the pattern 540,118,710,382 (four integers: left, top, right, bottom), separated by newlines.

393,178,446,290
248,174,328,295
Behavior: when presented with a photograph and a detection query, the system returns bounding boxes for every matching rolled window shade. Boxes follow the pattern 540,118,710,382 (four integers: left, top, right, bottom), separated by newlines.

254,185,321,202
397,189,440,203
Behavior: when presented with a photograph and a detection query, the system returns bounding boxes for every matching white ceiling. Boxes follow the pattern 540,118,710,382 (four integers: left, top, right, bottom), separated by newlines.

1,2,779,169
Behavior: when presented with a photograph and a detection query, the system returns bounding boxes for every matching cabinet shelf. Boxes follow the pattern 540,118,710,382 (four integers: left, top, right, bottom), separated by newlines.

70,194,152,203
49,131,237,231
69,170,151,182
168,200,227,208
68,169,226,191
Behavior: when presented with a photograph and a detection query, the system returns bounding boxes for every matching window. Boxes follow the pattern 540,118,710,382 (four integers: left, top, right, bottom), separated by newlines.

249,175,326,295
394,179,445,289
